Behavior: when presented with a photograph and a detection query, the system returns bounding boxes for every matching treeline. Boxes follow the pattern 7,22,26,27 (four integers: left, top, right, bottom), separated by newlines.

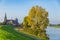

49,24,60,26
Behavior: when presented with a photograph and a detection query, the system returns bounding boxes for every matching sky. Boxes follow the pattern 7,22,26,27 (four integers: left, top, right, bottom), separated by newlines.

0,0,60,24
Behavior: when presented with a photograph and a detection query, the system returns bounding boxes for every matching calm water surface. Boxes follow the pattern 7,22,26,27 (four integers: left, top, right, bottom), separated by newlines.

46,27,60,40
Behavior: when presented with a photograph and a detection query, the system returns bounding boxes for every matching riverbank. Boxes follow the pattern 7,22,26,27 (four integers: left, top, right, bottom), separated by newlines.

49,26,60,28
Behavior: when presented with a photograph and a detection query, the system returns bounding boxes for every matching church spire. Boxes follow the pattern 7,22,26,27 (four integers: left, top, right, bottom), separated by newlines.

5,13,7,20
4,13,7,24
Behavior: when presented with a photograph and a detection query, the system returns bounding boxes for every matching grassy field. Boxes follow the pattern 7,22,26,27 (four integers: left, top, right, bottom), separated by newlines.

0,25,35,40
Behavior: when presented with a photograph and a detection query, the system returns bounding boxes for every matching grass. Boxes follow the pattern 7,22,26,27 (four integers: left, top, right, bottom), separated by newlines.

19,28,48,40
0,25,36,40
19,29,40,39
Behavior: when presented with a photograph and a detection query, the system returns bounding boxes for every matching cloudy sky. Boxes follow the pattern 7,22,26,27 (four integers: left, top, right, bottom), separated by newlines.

0,0,60,24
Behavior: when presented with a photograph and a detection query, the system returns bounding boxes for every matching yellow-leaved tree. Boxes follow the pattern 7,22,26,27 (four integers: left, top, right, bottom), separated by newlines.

23,6,49,40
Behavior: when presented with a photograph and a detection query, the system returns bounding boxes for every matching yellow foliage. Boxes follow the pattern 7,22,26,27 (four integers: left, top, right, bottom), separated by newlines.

23,5,49,40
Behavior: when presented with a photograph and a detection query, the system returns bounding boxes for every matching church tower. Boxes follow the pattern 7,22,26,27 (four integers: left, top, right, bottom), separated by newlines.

4,13,7,24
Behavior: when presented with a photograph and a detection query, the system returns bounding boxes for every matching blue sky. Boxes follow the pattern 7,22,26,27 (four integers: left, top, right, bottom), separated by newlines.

0,0,60,24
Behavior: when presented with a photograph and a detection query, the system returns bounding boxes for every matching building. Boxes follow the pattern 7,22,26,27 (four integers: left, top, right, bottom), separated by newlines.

4,13,19,26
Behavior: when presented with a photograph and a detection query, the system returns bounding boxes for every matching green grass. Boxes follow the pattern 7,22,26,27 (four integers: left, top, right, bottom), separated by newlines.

0,25,35,40
19,28,48,40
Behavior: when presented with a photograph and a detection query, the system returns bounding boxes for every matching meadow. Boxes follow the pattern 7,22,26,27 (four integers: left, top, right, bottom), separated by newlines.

0,25,35,40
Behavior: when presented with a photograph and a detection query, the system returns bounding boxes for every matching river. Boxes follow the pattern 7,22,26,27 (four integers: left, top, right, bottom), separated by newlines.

46,27,60,40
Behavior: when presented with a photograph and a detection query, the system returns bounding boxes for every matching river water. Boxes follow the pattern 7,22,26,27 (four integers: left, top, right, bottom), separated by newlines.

46,27,60,40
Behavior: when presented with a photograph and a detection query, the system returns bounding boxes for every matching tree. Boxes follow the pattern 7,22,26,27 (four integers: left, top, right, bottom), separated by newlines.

23,5,49,40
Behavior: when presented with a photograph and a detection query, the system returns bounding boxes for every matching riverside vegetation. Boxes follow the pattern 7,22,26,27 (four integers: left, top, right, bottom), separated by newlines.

21,6,49,40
